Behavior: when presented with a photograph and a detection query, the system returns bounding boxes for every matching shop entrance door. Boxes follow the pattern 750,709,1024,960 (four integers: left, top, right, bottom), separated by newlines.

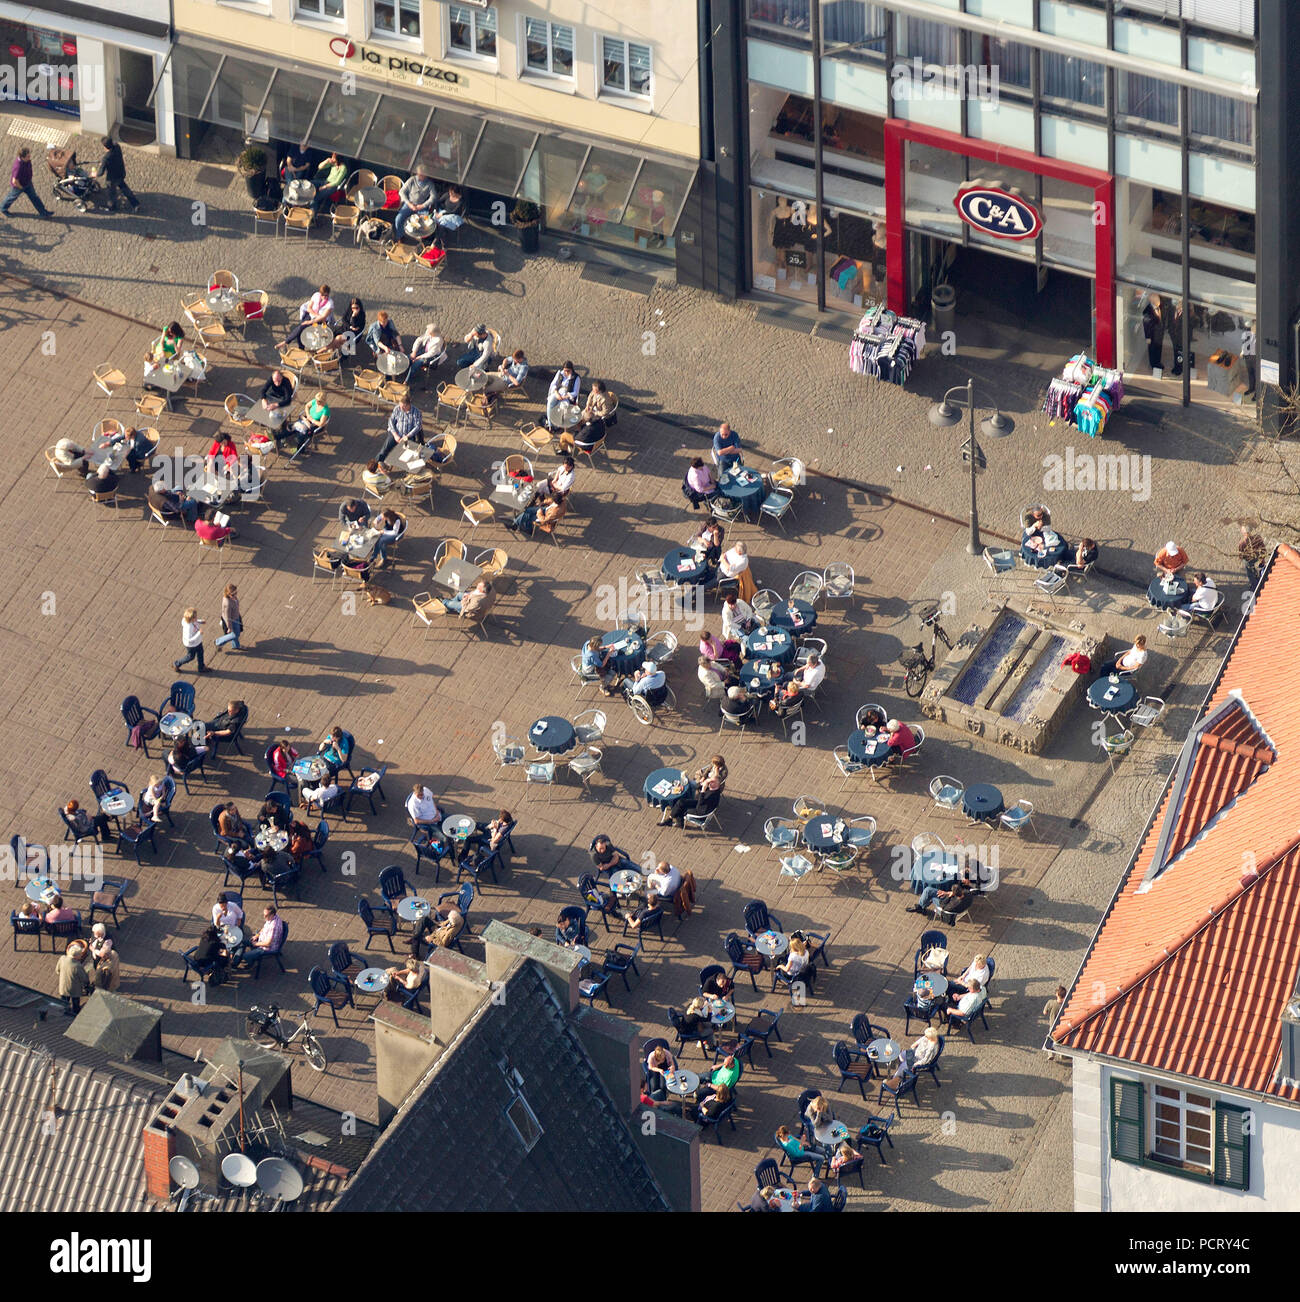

117,49,156,145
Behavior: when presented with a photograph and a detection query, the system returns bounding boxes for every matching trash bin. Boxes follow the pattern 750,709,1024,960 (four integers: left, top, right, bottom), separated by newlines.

932,284,956,337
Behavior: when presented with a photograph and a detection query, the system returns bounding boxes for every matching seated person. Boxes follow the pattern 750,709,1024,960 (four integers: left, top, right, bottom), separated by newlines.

287,819,314,865
115,426,156,474
947,954,991,999
375,396,424,463
777,1125,824,1169
311,152,347,211
207,432,240,474
190,924,230,982
804,1092,832,1131
268,739,298,784
795,654,825,691
949,978,986,1018
339,498,371,529
777,935,810,982
406,900,464,957
624,659,667,707
299,774,340,811
484,348,528,394
456,323,494,372
335,298,365,354
644,1044,677,1097
1021,507,1048,543
148,481,199,526
643,860,682,907
281,143,311,182
830,1140,864,1176
372,509,407,567
691,1080,732,1126
884,718,917,760
217,803,252,847
444,577,494,620
258,797,290,831
1179,572,1218,614
140,775,167,825
718,542,757,603
364,310,402,358
683,457,718,509
86,460,118,495
384,957,426,1002
212,892,244,930
242,906,285,961
750,1186,784,1213
590,834,632,876
695,521,725,566
42,894,77,924
582,636,621,693
407,322,445,385
858,704,888,729
505,491,558,538
392,165,438,241
797,1178,833,1213
546,456,576,498
258,369,294,428
168,730,208,777
769,679,804,719
53,438,89,474
674,997,713,1049
286,391,329,452
580,380,614,426
697,656,727,698
545,361,581,430
256,847,295,886
700,1053,741,1096
555,909,586,945
721,593,756,640
318,726,354,775
285,284,335,349
63,799,111,843
664,758,726,829
564,415,606,456
195,508,235,546
699,631,741,667
887,1026,940,1084
1097,635,1148,677
1069,537,1099,571
1154,540,1189,577
712,422,741,470
431,183,466,232
466,809,513,856
205,699,248,747
362,459,393,495
406,783,441,830
908,874,972,917
725,682,755,711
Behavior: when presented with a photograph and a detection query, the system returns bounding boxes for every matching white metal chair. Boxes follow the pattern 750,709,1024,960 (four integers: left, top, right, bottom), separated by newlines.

708,496,743,525
1129,696,1166,729
768,457,806,492
574,709,606,745
929,775,965,815
897,726,925,771
683,807,722,834
567,747,603,789
752,590,780,625
525,757,557,788
764,817,800,854
856,703,888,730
844,815,877,863
645,629,679,665
1034,564,1070,607
790,571,823,606
493,735,527,771
571,654,604,692
999,799,1035,835
1157,608,1193,640
759,487,796,532
834,746,865,789
794,637,828,666
983,546,1017,591
719,702,757,739
634,569,682,599
822,561,854,609
778,853,816,889
1099,729,1135,773
1190,590,1226,628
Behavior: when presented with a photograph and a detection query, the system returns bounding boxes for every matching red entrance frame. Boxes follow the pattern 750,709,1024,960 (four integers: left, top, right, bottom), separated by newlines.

883,120,1117,367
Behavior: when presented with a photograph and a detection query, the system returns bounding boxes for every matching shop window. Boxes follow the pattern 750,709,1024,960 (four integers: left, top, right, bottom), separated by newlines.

0,22,81,114
601,36,652,99
374,0,420,40
1150,190,1255,257
974,34,1032,92
762,92,884,169
821,2,887,57
411,104,483,185
1118,72,1178,128
896,17,958,64
1041,52,1105,109
524,18,575,79
449,4,497,59
1189,90,1253,149
296,0,343,19
747,0,811,35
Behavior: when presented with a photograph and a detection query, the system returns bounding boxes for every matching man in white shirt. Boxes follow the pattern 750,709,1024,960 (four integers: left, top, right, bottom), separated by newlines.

1182,572,1218,614
546,361,581,430
406,783,440,829
796,654,826,691
546,456,576,498
301,777,340,810
698,657,726,697
645,861,682,905
211,893,244,930
626,661,666,702
952,979,985,1017
721,595,755,641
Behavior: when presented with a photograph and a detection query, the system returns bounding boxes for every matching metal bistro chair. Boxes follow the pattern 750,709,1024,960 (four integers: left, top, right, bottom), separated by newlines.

822,561,854,610
1000,799,1035,835
929,775,965,816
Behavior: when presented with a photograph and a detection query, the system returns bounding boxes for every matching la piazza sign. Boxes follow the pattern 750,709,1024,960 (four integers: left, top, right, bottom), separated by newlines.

329,37,465,89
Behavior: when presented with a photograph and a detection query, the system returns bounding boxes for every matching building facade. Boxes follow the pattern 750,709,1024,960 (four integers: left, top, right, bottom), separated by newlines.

164,0,701,261
691,0,1282,408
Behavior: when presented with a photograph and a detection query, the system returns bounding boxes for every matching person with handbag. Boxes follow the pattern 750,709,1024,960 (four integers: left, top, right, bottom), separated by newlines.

214,582,244,652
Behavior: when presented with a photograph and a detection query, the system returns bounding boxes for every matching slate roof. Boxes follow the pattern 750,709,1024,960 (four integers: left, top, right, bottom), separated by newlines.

334,960,670,1212
1052,544,1300,1101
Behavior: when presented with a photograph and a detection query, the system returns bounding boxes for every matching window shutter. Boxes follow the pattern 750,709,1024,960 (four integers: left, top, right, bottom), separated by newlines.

1110,1076,1144,1164
1213,1102,1250,1190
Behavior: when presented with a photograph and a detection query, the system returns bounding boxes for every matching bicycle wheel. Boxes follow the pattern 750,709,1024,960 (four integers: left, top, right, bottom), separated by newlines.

904,665,928,699
629,695,654,726
301,1032,327,1072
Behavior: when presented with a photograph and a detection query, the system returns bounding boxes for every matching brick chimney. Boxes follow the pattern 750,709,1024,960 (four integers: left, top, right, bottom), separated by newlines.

141,1099,181,1200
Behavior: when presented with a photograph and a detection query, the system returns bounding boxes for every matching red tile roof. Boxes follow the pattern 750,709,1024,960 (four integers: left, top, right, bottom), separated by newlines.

1053,544,1300,1101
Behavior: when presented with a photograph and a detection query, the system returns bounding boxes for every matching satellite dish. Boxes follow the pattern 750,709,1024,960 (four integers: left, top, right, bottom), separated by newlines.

221,1152,257,1189
169,1155,200,1190
256,1156,304,1210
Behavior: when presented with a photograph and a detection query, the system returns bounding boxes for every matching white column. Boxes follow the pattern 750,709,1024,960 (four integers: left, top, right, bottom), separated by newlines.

76,38,112,136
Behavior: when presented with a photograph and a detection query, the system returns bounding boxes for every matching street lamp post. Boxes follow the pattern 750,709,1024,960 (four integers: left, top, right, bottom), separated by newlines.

928,379,1015,555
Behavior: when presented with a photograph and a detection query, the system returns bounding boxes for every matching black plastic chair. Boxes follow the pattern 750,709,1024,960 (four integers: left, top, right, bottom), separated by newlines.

743,899,782,938
725,932,765,991
743,1008,783,1058
578,873,618,932
180,944,221,984
754,1158,794,1191
44,913,83,949
401,968,431,1013
668,1007,717,1060
121,695,161,756
877,1067,919,1116
328,940,365,983
378,864,414,911
556,905,590,948
346,763,389,816
410,828,449,881
699,1096,737,1144
602,939,642,992
301,821,330,873
914,929,949,976
59,808,99,845
117,821,157,865
457,846,501,890
309,965,352,1027
623,904,665,942
11,911,43,951
578,963,613,1007
833,1041,873,1099
89,880,130,929
357,897,396,952
243,920,288,977
264,745,296,798
857,1115,896,1164
161,680,196,718
917,1035,945,1089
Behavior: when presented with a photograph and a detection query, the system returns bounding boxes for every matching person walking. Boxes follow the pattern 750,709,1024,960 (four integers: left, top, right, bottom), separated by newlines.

98,136,140,212
214,583,244,653
1,146,50,217
55,940,92,1017
174,607,211,673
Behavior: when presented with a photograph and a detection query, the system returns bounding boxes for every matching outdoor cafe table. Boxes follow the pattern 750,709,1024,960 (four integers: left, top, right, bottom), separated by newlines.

529,716,576,754
1088,677,1138,716
609,868,645,899
284,179,316,207
255,828,289,853
354,186,385,214
88,441,127,471
738,659,784,694
397,897,432,924
355,968,391,996
663,546,711,585
204,287,239,315
753,929,788,960
404,212,435,241
961,783,1005,823
803,816,846,852
768,599,818,634
847,729,892,766
600,628,645,675
490,478,537,511
292,755,330,784
159,711,194,741
454,366,489,393
772,1187,798,1212
1148,575,1190,609
442,815,476,842
246,399,286,431
914,972,949,1000
431,557,481,593
815,1119,850,1147
1021,532,1068,568
188,474,237,507
222,925,246,950
377,351,410,378
707,997,736,1027
144,354,204,407
338,527,381,560
911,847,967,894
867,1037,901,1068
300,323,334,352
716,465,765,517
644,767,693,807
25,876,59,905
98,790,135,820
664,1069,699,1097
743,627,794,664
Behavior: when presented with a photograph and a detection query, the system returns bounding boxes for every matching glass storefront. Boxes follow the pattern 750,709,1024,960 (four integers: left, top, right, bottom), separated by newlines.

0,22,80,117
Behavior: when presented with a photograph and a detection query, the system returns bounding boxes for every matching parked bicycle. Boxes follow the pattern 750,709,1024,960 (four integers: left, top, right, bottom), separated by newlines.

245,1003,326,1071
899,605,953,698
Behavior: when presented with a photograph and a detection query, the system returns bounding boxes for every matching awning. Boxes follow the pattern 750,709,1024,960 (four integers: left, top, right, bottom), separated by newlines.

171,37,697,235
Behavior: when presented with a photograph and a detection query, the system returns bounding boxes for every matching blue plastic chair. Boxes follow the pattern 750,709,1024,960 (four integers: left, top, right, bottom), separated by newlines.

436,882,475,952
725,932,765,991
914,929,949,976
88,879,130,929
328,940,364,983
168,747,206,795
264,745,296,798
401,968,430,1013
263,859,300,908
59,807,99,845
137,777,176,830
578,873,618,932
833,1041,873,1098
346,763,388,816
578,964,613,1007
121,695,161,756
357,897,396,952
243,920,288,977
555,906,590,948
300,820,330,873
857,1114,896,1164
11,911,43,952
457,846,501,889
698,1097,737,1144
916,1035,945,1089
877,1067,919,1116
743,899,782,938
161,680,196,718
754,1158,795,1191
742,1008,783,1058
308,965,353,1027
623,904,665,942
602,939,642,992
378,864,414,911
117,820,157,865
410,828,449,881
262,790,292,822
947,996,990,1043
44,913,83,950
180,944,221,984
89,769,128,803
222,853,259,889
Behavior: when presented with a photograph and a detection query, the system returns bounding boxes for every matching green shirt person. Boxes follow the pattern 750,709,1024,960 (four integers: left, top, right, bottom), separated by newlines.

710,1055,740,1089
314,154,347,194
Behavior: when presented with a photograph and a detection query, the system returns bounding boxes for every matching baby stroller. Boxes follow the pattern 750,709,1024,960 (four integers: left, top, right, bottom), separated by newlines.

46,147,107,212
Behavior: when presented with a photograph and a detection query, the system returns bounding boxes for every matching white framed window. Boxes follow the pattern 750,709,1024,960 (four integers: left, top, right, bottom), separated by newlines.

297,0,343,19
600,36,652,99
448,3,497,59
1151,1084,1213,1170
523,17,574,79
373,0,420,40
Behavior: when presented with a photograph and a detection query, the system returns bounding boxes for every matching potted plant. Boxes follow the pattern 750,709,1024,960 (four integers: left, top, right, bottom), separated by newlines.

511,199,541,254
237,146,267,200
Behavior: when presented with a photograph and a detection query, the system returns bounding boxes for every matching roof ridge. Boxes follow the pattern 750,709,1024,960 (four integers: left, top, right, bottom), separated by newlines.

1055,835,1300,1040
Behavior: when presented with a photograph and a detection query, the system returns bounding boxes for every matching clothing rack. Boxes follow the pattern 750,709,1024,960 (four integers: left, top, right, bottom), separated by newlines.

1041,353,1124,436
849,302,927,386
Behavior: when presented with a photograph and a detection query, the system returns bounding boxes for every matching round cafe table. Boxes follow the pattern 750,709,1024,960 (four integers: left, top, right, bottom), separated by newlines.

528,716,576,754
377,351,410,378
355,968,391,995
442,815,476,841
663,1069,699,1097
643,767,693,808
609,868,644,898
815,1119,850,1147
961,783,1005,823
803,816,845,852
773,1187,797,1213
914,972,949,999
99,790,135,819
292,756,330,783
867,1037,901,1068
284,179,316,207
222,925,246,949
455,366,489,393
354,186,385,214
1087,678,1138,715
753,930,788,960
599,628,645,675
1021,533,1068,568
88,442,127,471
254,828,289,854
768,599,818,634
738,660,783,694
300,323,334,352
847,729,892,766
397,897,432,923
159,711,193,741
716,465,765,517
404,212,435,241
25,875,58,904
743,627,794,664
204,287,239,315
707,998,735,1027
663,546,711,585
1147,574,1189,609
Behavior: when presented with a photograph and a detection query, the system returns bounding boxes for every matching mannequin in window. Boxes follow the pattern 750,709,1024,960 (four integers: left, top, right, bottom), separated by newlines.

1170,298,1194,378
1142,294,1166,374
